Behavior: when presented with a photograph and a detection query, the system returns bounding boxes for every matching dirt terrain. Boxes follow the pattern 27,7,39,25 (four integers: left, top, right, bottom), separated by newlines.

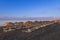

0,23,60,40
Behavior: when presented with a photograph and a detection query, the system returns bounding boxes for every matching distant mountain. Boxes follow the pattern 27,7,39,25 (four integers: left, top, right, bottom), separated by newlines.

0,17,60,21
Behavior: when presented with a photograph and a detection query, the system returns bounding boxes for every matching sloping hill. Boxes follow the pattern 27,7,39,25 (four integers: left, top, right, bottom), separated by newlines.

0,23,60,40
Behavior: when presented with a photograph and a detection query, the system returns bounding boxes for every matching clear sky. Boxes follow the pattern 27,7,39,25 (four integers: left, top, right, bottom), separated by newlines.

0,0,60,17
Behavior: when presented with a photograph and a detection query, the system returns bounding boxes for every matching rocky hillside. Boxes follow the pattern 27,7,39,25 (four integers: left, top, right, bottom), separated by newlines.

0,23,60,40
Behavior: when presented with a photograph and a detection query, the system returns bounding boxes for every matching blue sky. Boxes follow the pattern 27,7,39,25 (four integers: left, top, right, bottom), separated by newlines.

0,0,60,17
